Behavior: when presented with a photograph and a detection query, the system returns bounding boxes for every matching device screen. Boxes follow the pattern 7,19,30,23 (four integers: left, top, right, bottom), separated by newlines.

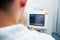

29,14,45,26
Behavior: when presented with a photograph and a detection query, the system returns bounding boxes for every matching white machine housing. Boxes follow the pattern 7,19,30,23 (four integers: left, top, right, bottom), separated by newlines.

27,11,48,30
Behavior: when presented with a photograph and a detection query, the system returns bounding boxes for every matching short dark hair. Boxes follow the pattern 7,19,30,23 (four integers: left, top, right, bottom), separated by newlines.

0,0,14,11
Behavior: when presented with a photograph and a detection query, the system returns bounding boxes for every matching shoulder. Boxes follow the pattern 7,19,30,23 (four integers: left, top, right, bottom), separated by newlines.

22,30,55,40
14,24,55,40
11,30,55,40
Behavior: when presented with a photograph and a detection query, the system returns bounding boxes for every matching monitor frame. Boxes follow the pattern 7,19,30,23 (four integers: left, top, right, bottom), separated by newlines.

27,11,48,29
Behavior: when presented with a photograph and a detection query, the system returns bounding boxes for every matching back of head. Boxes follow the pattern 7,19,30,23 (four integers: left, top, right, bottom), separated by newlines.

0,0,27,27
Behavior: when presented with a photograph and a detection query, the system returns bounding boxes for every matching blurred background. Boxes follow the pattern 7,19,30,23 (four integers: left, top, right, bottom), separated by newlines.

19,0,60,40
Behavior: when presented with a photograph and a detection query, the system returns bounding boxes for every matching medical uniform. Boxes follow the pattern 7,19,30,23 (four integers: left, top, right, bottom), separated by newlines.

0,24,55,40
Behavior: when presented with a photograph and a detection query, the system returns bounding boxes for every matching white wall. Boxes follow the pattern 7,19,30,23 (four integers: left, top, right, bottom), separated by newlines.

52,0,59,33
25,0,59,35
57,0,60,35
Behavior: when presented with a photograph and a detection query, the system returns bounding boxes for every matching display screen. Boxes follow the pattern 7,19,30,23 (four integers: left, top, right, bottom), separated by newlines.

29,14,45,26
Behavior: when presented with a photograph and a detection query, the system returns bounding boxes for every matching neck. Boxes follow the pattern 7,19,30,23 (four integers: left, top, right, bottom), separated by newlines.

0,11,18,28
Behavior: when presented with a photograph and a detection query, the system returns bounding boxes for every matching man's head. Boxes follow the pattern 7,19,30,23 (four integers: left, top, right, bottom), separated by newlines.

0,0,27,27
0,0,27,11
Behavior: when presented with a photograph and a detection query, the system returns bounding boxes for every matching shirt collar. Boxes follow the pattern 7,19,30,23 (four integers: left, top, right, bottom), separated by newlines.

0,24,27,35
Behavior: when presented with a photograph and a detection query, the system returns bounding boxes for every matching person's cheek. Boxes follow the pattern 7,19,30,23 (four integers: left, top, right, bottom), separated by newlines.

17,0,27,21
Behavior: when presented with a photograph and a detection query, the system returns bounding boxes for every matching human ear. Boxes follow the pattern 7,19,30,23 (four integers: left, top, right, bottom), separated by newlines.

20,0,27,8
